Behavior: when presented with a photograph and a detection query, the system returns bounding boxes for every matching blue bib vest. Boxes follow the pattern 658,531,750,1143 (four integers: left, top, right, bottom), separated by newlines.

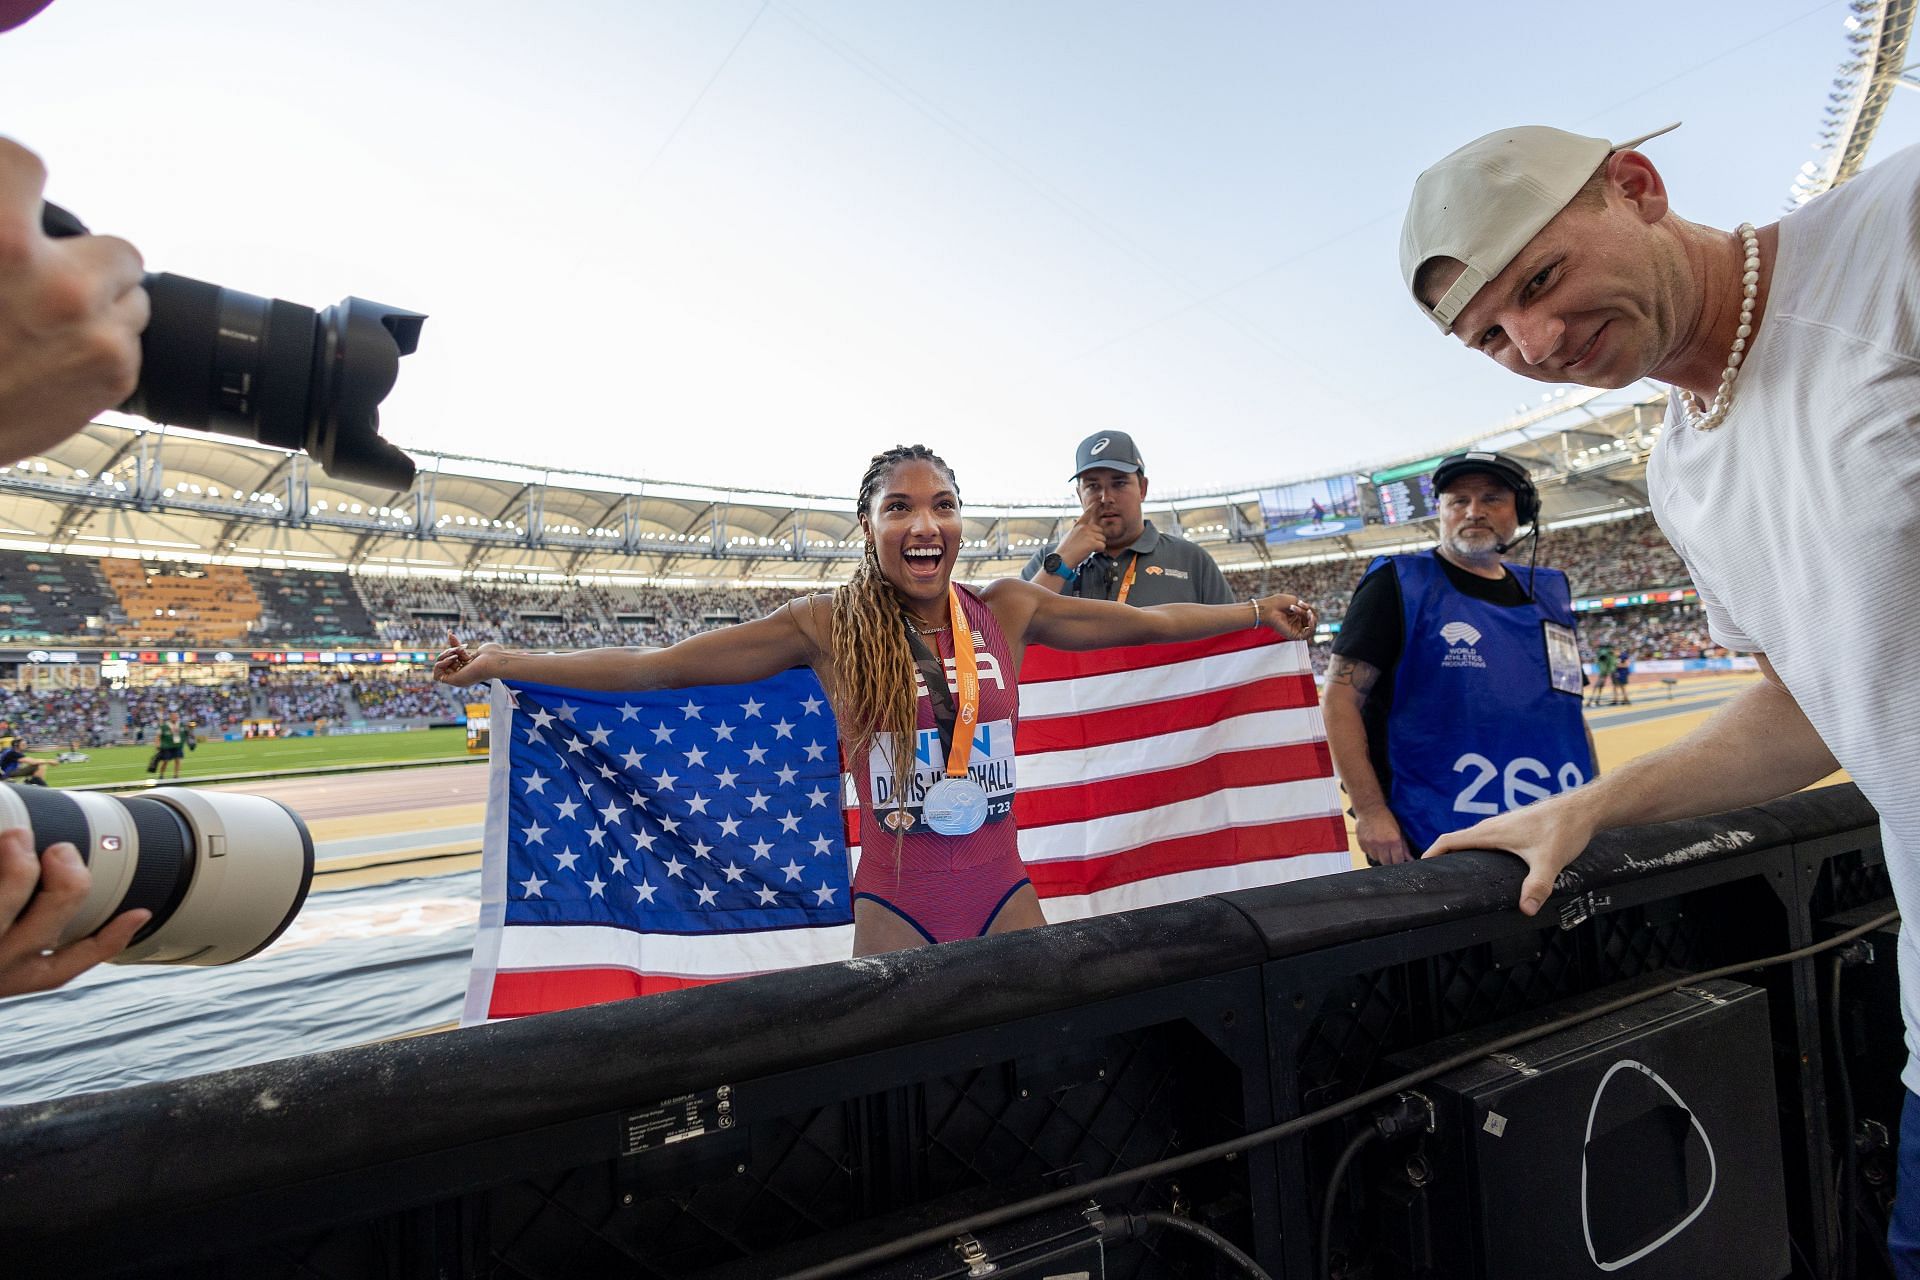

1376,552,1593,851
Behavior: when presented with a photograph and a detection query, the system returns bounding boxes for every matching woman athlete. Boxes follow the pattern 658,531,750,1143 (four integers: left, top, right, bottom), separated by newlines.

435,445,1317,958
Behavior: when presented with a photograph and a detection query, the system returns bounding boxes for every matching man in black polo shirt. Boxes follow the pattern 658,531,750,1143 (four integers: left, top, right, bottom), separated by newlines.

1322,452,1596,865
1020,431,1233,606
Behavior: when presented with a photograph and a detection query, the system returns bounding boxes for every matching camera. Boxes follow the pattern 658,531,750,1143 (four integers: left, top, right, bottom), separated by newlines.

40,202,425,491
0,784,313,965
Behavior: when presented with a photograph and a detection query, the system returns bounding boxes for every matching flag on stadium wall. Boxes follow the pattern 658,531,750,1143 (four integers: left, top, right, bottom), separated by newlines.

465,630,1347,1023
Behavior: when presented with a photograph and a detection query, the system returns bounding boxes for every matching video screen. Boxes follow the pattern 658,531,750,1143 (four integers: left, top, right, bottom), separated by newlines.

1371,456,1445,526
1259,475,1363,542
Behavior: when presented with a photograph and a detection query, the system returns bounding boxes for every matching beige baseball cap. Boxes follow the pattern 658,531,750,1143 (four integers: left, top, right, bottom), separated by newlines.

1401,123,1680,334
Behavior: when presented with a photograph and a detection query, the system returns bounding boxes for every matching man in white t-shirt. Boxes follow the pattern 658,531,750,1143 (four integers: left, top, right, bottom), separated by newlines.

1400,123,1920,1268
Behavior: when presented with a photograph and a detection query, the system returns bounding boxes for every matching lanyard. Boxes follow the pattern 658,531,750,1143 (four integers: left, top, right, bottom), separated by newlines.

902,585,980,779
1114,552,1139,604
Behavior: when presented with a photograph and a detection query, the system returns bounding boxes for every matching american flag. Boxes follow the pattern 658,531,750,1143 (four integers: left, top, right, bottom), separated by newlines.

466,631,1347,1022
463,670,853,1022
1004,630,1347,916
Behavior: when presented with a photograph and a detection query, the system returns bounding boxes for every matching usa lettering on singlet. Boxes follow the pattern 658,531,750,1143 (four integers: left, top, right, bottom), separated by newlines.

866,645,1016,834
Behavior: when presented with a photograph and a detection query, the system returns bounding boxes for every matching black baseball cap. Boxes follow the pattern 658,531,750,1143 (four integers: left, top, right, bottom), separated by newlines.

1071,430,1145,480
1431,449,1527,495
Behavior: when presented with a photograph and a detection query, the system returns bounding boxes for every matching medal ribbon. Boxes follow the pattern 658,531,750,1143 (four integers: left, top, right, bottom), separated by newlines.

1114,552,1139,604
941,585,979,779
902,584,981,781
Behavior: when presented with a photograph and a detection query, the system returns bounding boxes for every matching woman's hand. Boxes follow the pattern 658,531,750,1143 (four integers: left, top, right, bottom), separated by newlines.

433,639,508,687
1256,594,1319,641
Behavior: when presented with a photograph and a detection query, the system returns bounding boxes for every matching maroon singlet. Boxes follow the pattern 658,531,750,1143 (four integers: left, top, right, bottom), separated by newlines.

849,585,1027,942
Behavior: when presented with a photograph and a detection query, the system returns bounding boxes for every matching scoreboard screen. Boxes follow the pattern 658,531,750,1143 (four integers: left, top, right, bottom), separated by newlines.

1371,456,1444,526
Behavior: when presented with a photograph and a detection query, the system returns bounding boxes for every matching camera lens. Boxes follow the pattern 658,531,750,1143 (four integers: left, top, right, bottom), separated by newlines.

0,786,313,966
124,273,424,492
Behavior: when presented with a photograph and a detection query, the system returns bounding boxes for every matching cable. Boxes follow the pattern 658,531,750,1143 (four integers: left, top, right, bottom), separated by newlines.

1317,1126,1381,1280
1125,1211,1273,1280
1831,941,1876,1280
1833,955,1857,1280
779,908,1899,1280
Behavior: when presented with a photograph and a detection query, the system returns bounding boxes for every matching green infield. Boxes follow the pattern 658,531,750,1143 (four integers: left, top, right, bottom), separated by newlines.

38,728,479,788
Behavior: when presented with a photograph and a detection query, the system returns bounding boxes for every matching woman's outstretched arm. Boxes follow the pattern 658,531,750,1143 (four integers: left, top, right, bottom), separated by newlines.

434,596,830,692
982,576,1317,652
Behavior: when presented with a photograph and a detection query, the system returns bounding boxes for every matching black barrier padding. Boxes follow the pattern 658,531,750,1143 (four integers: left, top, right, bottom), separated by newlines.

1224,799,1806,960
0,891,1266,1249
0,783,1891,1280
1760,780,1883,844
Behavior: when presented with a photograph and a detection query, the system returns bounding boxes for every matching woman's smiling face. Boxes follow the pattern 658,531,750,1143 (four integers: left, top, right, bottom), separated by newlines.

862,457,961,616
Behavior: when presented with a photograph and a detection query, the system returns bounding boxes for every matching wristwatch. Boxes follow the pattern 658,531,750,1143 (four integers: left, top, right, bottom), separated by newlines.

1041,551,1078,585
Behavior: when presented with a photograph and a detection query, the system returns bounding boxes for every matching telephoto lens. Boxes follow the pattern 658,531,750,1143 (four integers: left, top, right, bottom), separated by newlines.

38,202,425,491
0,786,313,966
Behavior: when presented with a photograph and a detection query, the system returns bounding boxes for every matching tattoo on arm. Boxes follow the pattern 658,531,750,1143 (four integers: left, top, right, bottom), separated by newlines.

1325,655,1381,695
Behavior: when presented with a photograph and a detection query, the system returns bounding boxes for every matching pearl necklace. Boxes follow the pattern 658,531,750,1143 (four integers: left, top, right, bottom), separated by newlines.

1679,222,1760,432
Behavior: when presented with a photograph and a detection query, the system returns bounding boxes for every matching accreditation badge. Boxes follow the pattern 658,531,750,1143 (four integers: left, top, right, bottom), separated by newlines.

1543,621,1583,696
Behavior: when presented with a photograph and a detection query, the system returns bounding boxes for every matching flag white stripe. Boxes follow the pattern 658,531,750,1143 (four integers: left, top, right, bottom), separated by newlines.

495,921,855,978
1020,641,1310,718
463,682,518,1026
1037,852,1353,921
1017,777,1344,863
1018,706,1326,789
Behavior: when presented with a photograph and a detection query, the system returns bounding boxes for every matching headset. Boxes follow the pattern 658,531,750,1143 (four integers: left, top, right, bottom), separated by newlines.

1430,449,1543,595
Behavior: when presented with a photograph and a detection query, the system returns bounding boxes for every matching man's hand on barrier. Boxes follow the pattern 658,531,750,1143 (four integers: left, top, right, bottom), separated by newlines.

0,828,149,997
0,139,148,465
1354,806,1410,865
1422,797,1597,917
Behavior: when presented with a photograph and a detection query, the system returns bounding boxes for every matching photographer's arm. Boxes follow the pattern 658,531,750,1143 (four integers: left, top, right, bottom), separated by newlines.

0,139,147,464
0,829,149,998
435,596,828,693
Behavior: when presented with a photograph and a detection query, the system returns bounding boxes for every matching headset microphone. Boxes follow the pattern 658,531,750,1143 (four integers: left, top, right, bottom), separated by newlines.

1493,524,1539,556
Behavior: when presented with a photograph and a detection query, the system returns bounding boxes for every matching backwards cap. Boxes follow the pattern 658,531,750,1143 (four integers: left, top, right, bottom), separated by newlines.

1400,123,1679,334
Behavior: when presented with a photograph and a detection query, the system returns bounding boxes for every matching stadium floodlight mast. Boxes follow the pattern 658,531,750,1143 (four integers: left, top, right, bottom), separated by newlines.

1789,0,1916,207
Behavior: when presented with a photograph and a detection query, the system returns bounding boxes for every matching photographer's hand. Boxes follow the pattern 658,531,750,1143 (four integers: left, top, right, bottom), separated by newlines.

0,828,149,997
0,138,148,465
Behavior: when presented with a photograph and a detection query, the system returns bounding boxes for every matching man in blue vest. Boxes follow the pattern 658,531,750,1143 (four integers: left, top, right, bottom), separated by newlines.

1322,451,1596,864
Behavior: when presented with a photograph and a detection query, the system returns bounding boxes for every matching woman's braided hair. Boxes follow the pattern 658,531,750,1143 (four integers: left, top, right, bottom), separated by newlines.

832,445,959,812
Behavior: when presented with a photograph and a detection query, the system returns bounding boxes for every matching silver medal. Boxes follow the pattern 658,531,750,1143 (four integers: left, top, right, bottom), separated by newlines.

922,776,989,836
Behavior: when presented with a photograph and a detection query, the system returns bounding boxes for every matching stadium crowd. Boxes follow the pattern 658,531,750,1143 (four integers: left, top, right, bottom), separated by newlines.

0,511,1727,747
343,670,457,721
123,683,251,736
252,672,345,724
365,578,799,649
0,686,112,747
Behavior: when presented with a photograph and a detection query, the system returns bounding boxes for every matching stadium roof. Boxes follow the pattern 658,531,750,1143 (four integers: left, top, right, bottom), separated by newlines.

0,388,1670,584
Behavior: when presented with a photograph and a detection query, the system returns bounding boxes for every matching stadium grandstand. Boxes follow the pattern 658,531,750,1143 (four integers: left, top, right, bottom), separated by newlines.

0,382,1722,748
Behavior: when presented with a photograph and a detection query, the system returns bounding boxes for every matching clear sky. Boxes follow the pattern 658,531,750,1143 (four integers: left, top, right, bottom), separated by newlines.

4,0,1912,503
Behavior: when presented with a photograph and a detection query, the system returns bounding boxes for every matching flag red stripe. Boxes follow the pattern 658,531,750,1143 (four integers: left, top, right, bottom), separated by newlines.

1023,815,1350,896
489,967,729,1016
1017,673,1318,752
1015,741,1333,828
1019,630,1281,683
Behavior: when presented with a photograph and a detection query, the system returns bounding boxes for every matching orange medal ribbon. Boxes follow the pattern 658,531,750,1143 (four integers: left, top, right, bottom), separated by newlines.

942,584,979,779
